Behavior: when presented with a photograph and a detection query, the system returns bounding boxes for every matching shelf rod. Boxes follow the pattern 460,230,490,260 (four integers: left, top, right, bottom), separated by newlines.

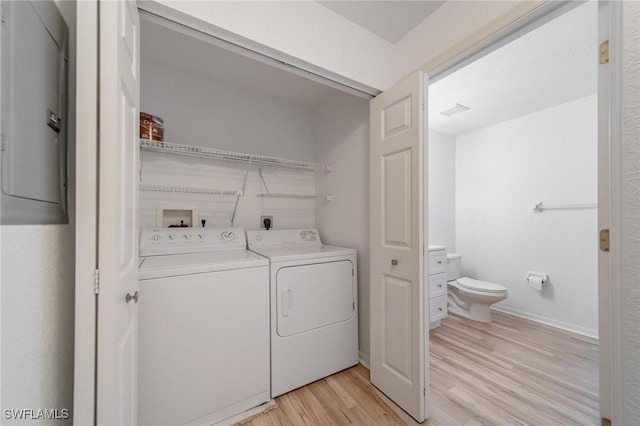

257,193,332,201
533,202,597,213
140,139,330,172
139,184,243,196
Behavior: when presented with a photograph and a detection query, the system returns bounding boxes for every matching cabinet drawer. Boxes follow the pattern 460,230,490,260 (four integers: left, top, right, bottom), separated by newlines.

429,295,448,322
429,273,447,298
428,250,447,275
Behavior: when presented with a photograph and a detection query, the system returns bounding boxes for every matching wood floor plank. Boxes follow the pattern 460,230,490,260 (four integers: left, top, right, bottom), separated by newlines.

278,388,338,425
307,379,361,424
431,331,598,416
240,312,598,426
325,374,358,409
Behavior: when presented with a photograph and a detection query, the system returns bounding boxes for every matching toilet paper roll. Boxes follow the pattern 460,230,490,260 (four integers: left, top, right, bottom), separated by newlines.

528,276,544,291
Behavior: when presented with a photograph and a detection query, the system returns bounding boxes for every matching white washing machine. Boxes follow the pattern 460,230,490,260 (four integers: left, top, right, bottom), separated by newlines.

247,229,358,397
138,227,270,426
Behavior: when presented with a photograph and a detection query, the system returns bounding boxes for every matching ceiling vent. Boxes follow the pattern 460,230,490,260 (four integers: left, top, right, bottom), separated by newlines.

440,103,470,117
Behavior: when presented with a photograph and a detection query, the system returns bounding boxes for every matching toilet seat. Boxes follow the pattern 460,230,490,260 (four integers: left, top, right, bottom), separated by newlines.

457,277,506,293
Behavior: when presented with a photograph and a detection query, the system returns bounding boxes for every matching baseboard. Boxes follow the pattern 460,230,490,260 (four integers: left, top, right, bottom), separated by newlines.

359,351,370,369
217,400,277,426
491,305,598,340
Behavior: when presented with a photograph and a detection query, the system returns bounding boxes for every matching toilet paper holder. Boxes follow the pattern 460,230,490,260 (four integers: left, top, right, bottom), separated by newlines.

525,271,548,286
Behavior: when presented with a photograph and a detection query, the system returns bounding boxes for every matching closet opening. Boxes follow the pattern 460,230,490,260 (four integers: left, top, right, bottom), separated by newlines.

136,10,372,425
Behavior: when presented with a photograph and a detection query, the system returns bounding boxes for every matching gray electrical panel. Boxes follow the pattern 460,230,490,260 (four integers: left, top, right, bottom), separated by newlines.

1,0,69,224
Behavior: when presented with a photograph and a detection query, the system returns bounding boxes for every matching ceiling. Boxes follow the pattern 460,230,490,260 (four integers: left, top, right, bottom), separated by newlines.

317,1,445,43
140,18,340,109
429,1,598,136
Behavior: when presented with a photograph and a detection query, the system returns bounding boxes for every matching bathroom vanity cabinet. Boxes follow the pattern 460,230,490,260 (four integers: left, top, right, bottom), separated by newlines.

428,246,448,329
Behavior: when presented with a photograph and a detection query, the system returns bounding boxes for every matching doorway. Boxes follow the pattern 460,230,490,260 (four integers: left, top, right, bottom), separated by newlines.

426,1,599,423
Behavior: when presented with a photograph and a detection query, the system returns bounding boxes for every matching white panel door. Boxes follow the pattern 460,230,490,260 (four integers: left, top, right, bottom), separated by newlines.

370,71,427,422
96,0,140,424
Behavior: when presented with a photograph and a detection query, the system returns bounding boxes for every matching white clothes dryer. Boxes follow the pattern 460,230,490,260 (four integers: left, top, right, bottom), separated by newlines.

138,227,269,426
247,229,358,397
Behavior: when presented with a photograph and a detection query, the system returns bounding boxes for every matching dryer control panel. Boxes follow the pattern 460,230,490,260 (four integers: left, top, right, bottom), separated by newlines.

247,229,322,248
140,227,246,256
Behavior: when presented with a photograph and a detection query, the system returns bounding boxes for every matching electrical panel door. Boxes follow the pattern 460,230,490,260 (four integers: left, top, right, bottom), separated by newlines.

1,1,68,224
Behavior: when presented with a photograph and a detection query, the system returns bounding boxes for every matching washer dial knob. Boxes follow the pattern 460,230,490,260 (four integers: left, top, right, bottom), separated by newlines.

221,231,235,241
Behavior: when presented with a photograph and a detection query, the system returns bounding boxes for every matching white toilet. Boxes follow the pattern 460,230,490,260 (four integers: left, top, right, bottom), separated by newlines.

446,253,508,322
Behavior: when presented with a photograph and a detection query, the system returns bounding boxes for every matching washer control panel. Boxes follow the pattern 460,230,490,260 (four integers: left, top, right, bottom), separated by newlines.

140,227,245,256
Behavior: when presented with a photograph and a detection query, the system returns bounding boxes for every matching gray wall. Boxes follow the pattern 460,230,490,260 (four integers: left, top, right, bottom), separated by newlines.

314,92,371,362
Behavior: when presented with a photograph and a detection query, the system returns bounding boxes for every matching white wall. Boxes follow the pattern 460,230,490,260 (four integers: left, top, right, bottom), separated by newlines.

146,0,394,91
1,227,75,423
394,1,523,82
146,0,530,92
141,59,317,160
1,1,76,423
314,92,370,363
455,95,598,337
140,60,318,231
428,130,456,251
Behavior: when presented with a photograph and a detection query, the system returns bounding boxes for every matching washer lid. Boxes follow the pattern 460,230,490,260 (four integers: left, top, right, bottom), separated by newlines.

139,251,268,279
457,277,507,293
249,244,356,262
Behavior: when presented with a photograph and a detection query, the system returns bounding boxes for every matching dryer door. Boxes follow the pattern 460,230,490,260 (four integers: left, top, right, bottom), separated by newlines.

276,260,354,337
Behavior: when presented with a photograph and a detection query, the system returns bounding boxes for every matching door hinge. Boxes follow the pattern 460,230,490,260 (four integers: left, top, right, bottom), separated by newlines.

353,301,355,310
1,5,6,24
600,40,609,64
421,101,425,111
94,269,100,294
600,229,610,252
352,268,354,277
423,388,426,396
422,244,426,256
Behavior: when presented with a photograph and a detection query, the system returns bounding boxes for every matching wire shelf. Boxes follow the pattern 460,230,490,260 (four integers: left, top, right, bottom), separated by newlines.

139,184,243,196
257,193,332,201
140,139,330,173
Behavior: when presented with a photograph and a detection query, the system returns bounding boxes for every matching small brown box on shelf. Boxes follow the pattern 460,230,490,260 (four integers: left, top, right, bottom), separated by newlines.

140,112,164,141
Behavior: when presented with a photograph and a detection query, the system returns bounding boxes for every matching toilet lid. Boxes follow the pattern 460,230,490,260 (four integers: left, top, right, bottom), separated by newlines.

457,277,507,293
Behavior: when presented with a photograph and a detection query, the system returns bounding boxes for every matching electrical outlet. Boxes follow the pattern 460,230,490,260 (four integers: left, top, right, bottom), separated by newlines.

260,215,273,230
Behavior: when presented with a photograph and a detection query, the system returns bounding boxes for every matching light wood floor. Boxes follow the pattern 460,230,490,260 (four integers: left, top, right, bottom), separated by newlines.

242,312,599,426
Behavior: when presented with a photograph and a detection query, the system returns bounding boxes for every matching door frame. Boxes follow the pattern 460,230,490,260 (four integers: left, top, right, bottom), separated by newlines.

597,1,623,422
73,1,98,424
74,0,142,423
415,0,619,423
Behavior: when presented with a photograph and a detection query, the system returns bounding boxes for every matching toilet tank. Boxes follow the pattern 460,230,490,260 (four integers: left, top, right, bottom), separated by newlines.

447,253,462,281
